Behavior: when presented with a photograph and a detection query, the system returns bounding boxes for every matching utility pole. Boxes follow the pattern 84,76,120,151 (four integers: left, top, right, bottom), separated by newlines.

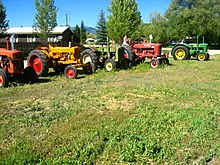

65,10,72,26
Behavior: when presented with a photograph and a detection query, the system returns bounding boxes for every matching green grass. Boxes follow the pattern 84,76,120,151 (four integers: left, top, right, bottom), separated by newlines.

0,56,220,164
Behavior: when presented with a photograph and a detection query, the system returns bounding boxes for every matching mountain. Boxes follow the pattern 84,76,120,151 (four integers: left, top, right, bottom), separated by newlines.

70,26,96,34
85,26,96,34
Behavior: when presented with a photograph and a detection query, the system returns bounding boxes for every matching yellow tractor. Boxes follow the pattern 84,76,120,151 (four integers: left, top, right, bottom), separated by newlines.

27,44,96,79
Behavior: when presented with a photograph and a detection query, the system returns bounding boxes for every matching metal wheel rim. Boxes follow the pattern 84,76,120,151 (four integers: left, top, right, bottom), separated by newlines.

32,57,42,74
66,68,75,78
198,54,205,60
175,49,185,59
106,62,113,71
151,61,158,68
83,54,92,64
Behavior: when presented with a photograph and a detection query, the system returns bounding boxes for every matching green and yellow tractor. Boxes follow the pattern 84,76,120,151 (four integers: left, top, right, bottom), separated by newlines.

171,36,210,61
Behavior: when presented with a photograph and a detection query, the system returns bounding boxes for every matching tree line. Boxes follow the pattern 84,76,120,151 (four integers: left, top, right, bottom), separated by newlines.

1,0,220,47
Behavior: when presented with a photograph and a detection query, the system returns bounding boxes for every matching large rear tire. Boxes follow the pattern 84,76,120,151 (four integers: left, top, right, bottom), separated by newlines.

81,49,98,66
172,45,189,60
27,50,48,76
123,46,136,62
0,69,9,88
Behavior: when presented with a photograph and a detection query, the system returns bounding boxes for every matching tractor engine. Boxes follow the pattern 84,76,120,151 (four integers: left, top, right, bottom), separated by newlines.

132,42,162,59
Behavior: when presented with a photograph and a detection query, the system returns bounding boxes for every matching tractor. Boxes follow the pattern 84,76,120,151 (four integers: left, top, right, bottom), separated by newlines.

131,41,169,68
27,44,96,79
0,37,37,88
83,42,136,72
171,36,209,61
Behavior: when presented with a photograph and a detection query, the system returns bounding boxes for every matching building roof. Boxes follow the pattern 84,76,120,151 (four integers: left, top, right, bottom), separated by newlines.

6,26,71,35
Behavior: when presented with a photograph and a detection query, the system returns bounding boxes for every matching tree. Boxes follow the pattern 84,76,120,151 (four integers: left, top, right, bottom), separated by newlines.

141,12,169,45
34,0,58,40
96,10,108,44
0,0,8,35
72,25,80,43
107,0,141,44
165,0,220,44
80,21,87,44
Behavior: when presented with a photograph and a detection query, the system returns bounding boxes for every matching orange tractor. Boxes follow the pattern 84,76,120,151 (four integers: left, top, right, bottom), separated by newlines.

0,37,37,88
27,44,96,79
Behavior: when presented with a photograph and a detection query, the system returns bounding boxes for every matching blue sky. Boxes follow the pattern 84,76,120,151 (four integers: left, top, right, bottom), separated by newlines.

3,0,172,28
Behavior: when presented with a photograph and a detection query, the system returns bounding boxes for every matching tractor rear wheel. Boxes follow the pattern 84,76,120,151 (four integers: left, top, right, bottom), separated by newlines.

83,62,96,75
150,59,160,68
196,52,209,61
23,66,38,84
64,65,78,79
81,49,98,66
123,46,136,62
27,50,48,76
0,69,9,88
172,45,189,60
104,59,116,72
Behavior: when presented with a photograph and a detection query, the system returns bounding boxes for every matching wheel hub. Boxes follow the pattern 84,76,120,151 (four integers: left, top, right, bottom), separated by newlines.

176,49,185,58
32,57,42,74
67,69,75,78
106,62,113,71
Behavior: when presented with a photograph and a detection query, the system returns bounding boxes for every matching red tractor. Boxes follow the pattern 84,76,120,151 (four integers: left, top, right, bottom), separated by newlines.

130,41,169,68
0,37,37,88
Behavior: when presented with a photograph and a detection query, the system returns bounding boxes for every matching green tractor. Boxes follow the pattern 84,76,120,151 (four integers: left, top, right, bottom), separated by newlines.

83,41,135,72
171,36,209,61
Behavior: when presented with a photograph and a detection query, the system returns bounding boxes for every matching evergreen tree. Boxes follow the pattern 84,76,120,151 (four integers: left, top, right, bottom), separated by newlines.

107,0,141,44
96,10,108,44
0,0,8,35
72,25,80,43
80,21,87,44
34,0,58,40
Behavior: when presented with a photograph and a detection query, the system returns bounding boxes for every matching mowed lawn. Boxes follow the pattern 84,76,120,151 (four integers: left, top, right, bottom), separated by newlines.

0,56,220,164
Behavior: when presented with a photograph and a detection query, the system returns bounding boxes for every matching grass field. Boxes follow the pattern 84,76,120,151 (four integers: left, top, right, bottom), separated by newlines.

0,56,220,164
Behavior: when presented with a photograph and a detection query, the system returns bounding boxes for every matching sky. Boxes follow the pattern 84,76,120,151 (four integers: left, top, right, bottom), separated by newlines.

2,0,172,28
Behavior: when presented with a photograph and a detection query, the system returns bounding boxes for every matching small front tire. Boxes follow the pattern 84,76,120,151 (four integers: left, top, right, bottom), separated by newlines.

64,65,78,79
104,59,116,72
150,59,160,68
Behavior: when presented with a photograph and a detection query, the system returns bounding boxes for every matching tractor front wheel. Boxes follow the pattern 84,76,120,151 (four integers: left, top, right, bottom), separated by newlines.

172,45,189,60
83,62,96,75
0,69,9,88
23,66,38,84
150,59,160,68
196,52,208,61
27,50,48,76
160,58,170,65
64,65,78,79
104,59,116,72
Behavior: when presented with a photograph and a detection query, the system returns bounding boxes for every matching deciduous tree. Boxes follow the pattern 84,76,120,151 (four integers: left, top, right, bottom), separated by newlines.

34,0,58,40
107,0,141,44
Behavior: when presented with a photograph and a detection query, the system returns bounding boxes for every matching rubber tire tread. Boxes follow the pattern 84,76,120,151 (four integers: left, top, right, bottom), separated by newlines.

27,50,48,76
81,49,98,66
172,45,189,60
0,69,9,87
